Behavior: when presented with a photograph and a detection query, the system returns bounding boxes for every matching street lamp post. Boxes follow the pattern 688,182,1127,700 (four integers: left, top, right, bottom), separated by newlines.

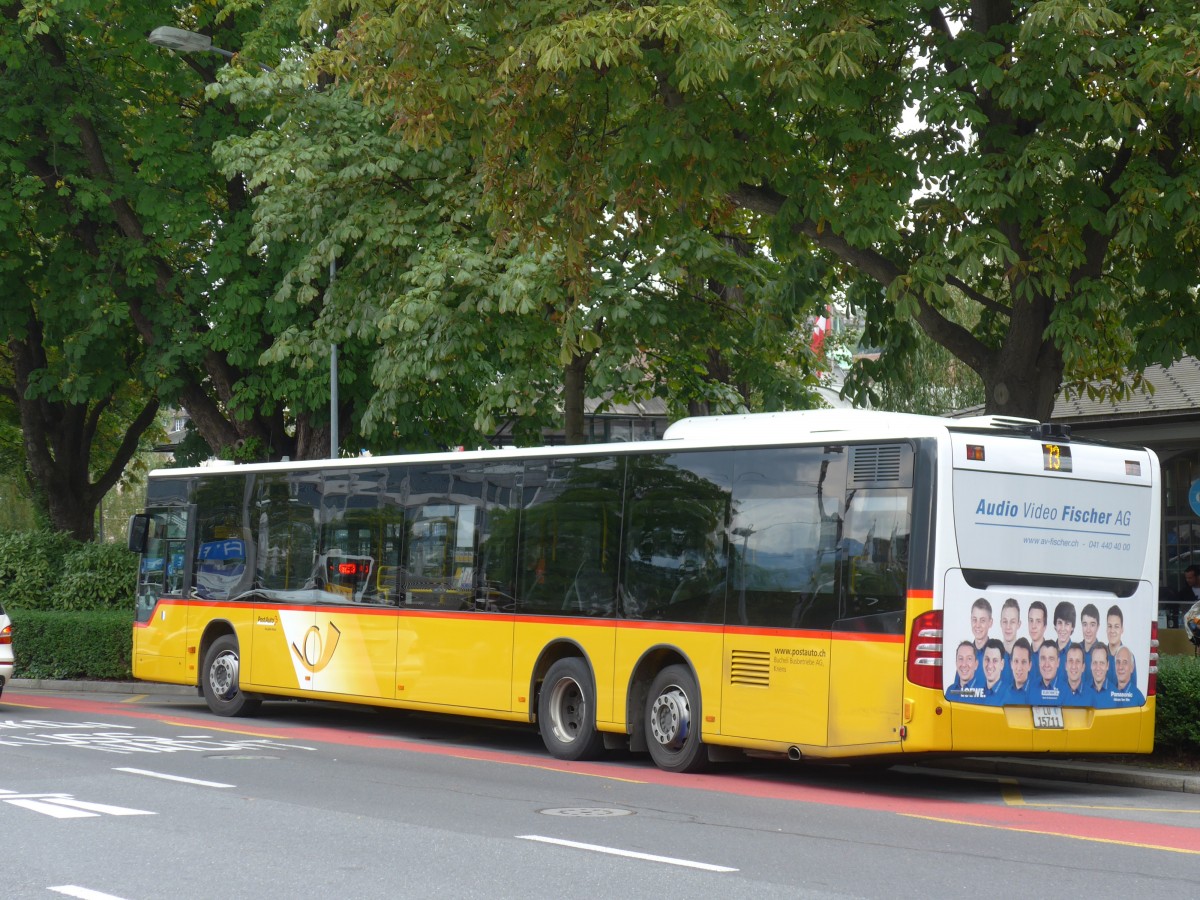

147,25,339,458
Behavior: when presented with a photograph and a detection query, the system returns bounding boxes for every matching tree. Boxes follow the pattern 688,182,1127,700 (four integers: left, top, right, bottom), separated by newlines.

318,1,1200,421
2,1,342,495
216,51,823,449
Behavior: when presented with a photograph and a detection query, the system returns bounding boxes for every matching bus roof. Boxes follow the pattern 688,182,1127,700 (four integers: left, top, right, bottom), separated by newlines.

146,408,1127,479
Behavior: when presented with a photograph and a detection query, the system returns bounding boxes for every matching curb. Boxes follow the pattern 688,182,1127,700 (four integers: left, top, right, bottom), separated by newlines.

917,755,1200,794
8,677,196,697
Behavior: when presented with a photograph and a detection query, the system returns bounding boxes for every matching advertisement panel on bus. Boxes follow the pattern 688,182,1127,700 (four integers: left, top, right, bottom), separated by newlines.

945,444,1155,711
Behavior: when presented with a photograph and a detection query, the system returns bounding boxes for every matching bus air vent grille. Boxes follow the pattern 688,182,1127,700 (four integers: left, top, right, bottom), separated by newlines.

729,649,771,687
850,445,903,485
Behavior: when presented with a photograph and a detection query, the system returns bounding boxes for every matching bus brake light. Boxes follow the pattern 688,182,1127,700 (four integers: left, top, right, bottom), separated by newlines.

907,610,943,689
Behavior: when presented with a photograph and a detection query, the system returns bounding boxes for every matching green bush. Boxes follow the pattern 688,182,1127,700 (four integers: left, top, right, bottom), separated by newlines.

51,540,138,610
0,530,77,610
1155,654,1200,752
9,609,133,680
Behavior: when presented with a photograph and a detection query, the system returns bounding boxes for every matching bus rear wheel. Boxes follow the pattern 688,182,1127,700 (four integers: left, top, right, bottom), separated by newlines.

538,658,605,761
644,665,709,773
201,635,262,717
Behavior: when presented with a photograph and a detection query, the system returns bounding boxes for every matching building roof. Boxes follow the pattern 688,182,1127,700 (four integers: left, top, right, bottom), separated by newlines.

1052,357,1200,424
582,396,669,417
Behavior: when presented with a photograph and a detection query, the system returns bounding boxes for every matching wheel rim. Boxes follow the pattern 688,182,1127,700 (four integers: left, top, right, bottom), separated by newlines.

209,649,239,700
547,677,586,744
649,685,691,751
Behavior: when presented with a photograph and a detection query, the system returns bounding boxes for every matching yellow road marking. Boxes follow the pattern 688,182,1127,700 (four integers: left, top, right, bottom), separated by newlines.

159,719,290,740
999,777,1025,806
999,775,1197,815
456,757,650,784
902,813,1200,855
121,694,150,703
1015,801,1200,814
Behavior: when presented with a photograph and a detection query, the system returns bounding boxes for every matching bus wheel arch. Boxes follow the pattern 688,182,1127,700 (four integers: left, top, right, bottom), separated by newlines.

199,628,262,718
625,647,698,757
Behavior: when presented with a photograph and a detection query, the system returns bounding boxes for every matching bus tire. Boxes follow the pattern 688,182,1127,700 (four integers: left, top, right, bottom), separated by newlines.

644,664,709,773
538,658,605,761
201,634,262,717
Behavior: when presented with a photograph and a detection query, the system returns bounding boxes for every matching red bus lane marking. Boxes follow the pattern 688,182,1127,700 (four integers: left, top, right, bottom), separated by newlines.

12,691,1197,854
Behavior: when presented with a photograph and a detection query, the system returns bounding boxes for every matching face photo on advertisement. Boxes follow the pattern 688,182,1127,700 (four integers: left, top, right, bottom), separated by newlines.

1106,605,1125,653
954,641,978,688
1038,642,1059,686
970,597,993,650
1089,644,1110,691
999,598,1021,653
1064,643,1085,692
1027,601,1048,652
1054,600,1076,649
982,640,1005,690
1080,603,1100,651
1010,639,1032,690
1114,646,1136,690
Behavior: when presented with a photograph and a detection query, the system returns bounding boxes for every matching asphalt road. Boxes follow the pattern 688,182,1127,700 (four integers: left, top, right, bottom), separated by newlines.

2,683,1197,899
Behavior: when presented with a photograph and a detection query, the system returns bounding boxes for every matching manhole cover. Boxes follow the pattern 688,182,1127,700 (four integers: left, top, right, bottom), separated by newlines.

539,807,633,817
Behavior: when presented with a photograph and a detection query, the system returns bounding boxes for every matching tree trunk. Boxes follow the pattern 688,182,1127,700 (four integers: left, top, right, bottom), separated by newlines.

8,330,160,542
293,415,332,461
977,293,1064,421
563,352,592,445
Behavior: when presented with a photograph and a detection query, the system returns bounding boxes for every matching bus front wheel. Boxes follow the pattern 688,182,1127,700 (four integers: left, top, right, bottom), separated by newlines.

201,635,262,717
538,658,605,761
644,665,709,773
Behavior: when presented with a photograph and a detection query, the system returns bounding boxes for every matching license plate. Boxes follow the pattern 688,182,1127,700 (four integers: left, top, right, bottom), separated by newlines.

1032,706,1064,729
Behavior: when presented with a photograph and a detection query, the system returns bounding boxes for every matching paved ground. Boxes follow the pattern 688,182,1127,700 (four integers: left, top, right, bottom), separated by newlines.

6,677,1198,794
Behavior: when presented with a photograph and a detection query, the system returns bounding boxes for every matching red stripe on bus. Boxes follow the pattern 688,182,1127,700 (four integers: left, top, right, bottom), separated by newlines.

831,632,905,643
615,620,725,634
721,625,831,640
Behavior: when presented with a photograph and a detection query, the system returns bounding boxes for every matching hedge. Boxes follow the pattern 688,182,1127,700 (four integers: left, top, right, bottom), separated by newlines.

0,530,78,609
9,609,133,680
0,529,137,612
1154,654,1200,753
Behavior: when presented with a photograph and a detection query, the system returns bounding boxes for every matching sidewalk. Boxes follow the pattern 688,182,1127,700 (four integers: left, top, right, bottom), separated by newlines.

9,678,1199,793
912,754,1200,794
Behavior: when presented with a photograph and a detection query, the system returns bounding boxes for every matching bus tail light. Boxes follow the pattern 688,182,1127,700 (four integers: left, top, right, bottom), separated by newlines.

1147,621,1158,697
907,610,942,689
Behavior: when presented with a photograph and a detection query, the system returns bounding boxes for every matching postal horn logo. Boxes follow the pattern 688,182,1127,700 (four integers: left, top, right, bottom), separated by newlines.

291,622,341,673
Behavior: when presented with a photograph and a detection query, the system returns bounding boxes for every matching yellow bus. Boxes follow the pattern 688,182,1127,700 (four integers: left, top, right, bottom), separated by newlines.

127,410,1159,771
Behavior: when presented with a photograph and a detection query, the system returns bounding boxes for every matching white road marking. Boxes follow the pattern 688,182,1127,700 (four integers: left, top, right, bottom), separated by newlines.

49,886,130,900
0,789,154,819
114,767,234,788
516,835,738,872
7,799,95,819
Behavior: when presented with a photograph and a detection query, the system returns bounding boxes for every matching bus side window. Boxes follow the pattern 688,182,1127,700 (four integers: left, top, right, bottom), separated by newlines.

836,489,910,634
729,447,844,630
622,453,730,624
518,457,622,618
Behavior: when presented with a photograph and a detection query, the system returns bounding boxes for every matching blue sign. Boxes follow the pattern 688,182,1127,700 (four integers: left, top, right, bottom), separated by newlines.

1190,479,1200,517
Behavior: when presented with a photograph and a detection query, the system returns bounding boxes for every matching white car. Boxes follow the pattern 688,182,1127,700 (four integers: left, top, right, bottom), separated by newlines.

0,603,12,698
